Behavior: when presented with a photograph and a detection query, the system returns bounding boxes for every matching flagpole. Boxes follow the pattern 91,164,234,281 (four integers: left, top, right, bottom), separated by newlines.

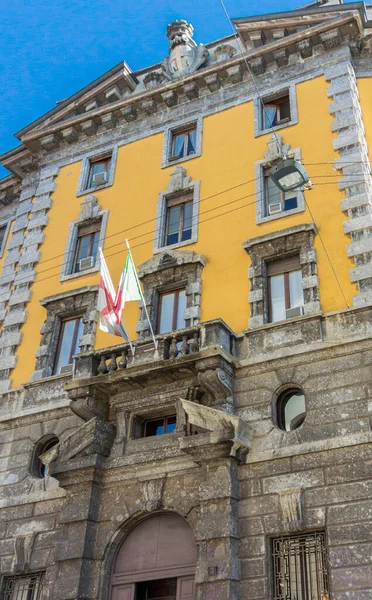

125,239,158,350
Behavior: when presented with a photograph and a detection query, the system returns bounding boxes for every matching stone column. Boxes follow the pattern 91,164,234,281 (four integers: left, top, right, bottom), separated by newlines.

195,458,240,600
49,461,104,600
325,56,372,307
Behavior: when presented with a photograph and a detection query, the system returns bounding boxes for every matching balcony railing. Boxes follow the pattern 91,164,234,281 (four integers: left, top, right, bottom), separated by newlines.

73,319,234,380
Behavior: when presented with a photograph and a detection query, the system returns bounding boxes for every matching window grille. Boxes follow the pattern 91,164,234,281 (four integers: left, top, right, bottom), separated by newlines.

272,531,330,600
1,572,45,600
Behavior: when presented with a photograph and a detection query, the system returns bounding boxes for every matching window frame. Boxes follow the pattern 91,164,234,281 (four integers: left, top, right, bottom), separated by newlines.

1,572,45,600
76,146,118,196
262,94,291,130
267,256,303,323
255,148,305,224
254,84,298,137
162,117,203,168
72,220,101,274
271,531,330,600
157,288,187,334
52,315,83,375
60,209,109,281
86,155,112,190
143,415,177,437
0,219,12,259
164,194,193,247
169,124,197,161
264,169,298,216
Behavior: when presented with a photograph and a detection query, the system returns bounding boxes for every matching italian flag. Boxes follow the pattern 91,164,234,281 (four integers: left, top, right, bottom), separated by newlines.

115,250,142,323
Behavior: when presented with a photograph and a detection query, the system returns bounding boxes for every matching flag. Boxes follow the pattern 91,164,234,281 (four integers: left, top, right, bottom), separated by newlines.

114,250,142,324
98,249,129,339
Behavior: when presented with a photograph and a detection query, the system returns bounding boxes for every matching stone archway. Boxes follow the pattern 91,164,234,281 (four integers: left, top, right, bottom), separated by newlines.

111,512,197,599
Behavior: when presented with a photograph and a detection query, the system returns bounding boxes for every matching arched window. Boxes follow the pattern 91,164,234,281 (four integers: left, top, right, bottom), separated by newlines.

30,436,59,478
111,513,197,600
276,388,306,431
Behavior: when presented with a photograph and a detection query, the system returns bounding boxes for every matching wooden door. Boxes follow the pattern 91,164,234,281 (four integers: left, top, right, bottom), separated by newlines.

176,576,195,599
111,583,135,600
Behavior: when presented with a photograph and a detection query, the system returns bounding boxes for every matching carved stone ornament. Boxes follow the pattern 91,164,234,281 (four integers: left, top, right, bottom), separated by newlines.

214,44,236,63
13,533,36,572
143,71,166,90
278,488,304,532
198,368,233,408
141,477,165,512
78,194,101,220
167,165,192,193
162,20,209,80
264,133,291,164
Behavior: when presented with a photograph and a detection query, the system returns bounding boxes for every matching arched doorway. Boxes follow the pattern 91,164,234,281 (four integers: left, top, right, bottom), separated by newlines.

111,512,197,600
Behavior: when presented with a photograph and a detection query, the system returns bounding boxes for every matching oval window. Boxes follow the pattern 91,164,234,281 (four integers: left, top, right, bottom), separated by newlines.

277,389,306,431
31,436,59,478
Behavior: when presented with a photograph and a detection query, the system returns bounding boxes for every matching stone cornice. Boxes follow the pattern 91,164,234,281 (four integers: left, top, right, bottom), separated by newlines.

0,174,20,206
0,10,364,176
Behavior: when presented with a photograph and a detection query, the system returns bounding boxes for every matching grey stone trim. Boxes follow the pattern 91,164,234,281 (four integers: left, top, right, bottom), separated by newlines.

243,223,320,328
76,145,118,197
32,286,99,380
0,219,12,258
325,57,372,308
136,249,206,337
60,205,109,282
153,166,200,254
161,116,203,168
255,139,305,225
253,82,298,137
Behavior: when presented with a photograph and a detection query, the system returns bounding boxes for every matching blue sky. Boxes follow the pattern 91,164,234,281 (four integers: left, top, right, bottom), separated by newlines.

0,0,354,178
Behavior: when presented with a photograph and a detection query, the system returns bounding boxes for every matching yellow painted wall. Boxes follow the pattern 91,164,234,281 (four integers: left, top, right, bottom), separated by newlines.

12,75,356,388
358,78,372,161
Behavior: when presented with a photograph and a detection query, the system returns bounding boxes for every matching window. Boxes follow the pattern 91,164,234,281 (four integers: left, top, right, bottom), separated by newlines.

53,316,84,374
169,125,197,161
262,94,290,130
264,169,297,216
0,224,7,253
1,572,45,600
276,388,306,431
267,257,304,323
86,155,111,189
31,436,59,478
157,289,186,334
143,416,177,437
72,221,100,273
165,195,193,247
272,531,330,600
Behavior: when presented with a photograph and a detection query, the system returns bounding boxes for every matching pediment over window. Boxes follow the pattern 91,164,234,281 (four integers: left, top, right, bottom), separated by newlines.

138,249,207,278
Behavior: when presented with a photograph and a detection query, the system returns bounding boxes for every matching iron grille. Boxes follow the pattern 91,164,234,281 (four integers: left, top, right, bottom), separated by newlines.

272,531,330,600
1,572,45,600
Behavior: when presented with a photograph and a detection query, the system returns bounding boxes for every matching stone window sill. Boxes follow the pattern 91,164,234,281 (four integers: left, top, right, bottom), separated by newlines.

162,152,201,169
255,118,298,138
153,237,197,255
257,205,305,225
60,266,99,282
76,182,113,198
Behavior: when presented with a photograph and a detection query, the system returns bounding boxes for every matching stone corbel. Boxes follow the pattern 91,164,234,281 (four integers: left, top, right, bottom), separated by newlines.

68,386,109,422
13,533,36,573
197,368,233,410
178,399,252,463
278,488,303,532
140,476,166,512
40,417,116,472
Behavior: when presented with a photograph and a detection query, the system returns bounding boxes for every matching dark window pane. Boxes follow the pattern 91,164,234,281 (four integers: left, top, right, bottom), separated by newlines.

166,416,177,433
166,205,181,246
145,419,165,437
279,99,291,121
0,226,6,250
137,578,177,600
284,196,297,211
54,317,82,374
182,202,193,241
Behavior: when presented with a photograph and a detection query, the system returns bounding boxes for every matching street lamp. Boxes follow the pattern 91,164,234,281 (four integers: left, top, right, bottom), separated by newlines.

269,158,309,192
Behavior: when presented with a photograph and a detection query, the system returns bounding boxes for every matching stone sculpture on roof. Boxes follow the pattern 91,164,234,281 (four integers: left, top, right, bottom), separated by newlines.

162,20,209,80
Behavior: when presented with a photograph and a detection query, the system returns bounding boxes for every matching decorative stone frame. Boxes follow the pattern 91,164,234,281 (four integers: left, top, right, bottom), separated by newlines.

153,166,200,254
161,116,203,168
255,134,305,224
0,218,12,258
242,223,321,328
76,145,118,196
254,83,298,137
31,285,99,380
136,249,206,339
60,195,109,281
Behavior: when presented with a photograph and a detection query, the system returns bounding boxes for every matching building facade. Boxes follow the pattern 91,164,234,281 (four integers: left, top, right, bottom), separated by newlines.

0,0,372,598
